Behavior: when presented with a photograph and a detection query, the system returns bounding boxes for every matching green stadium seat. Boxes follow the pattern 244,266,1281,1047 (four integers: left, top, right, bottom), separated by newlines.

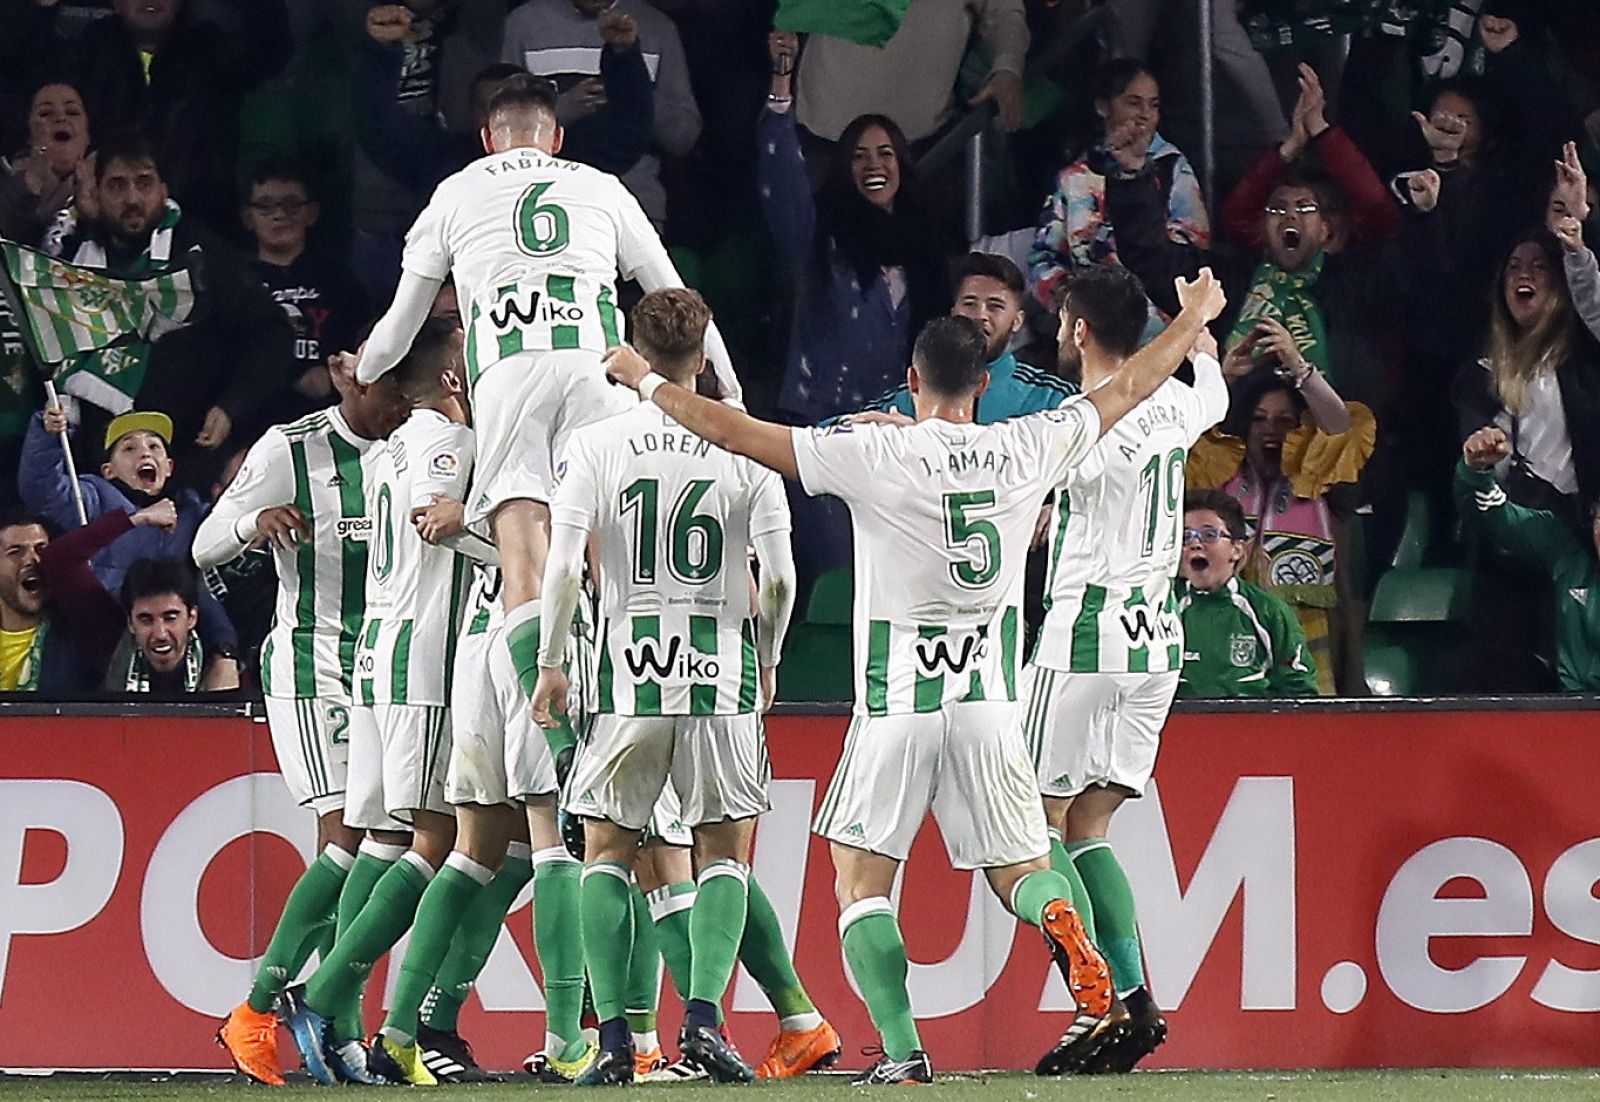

777,623,852,703
1367,567,1471,624
1390,492,1431,570
805,569,853,625
1363,641,1415,696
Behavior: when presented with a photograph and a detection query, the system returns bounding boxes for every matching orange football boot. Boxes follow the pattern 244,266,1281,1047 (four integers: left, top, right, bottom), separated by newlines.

756,1019,842,1078
217,1001,286,1086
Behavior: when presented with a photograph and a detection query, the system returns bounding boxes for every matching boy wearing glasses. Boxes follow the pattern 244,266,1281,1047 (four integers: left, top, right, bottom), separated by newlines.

1175,489,1317,697
245,161,372,421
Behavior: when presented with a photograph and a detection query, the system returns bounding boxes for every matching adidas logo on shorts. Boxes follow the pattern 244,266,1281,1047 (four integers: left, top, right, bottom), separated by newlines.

842,823,867,840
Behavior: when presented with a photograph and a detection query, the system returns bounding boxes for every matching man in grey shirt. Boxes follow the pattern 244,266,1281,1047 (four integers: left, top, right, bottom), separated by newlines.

503,0,700,230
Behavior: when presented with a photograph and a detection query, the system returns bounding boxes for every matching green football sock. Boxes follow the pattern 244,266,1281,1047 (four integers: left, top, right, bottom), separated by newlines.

246,846,350,1014
1048,831,1098,944
739,876,817,1021
579,861,635,1022
534,850,586,1048
503,607,577,756
625,885,661,1034
1069,838,1145,992
839,898,920,1061
381,854,492,1045
330,842,401,1038
1008,868,1074,927
307,854,433,1034
688,861,748,1006
646,880,696,1001
423,845,535,1034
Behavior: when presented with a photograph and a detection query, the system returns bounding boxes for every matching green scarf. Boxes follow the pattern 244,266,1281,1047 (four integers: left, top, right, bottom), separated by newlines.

1230,251,1332,381
11,618,51,692
106,630,204,693
56,201,186,414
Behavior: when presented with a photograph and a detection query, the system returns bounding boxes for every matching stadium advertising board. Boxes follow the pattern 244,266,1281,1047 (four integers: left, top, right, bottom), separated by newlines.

2,708,1599,1070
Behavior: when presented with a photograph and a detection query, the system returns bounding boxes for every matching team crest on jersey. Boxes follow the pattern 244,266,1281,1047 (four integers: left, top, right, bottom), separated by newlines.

815,423,853,437
1229,633,1258,668
429,450,460,479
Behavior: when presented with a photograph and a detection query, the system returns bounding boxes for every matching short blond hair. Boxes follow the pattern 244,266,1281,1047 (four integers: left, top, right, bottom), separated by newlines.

631,288,711,376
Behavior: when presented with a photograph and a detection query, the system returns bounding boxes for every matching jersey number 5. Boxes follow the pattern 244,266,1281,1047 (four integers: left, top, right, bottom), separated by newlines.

620,478,725,586
515,181,570,258
944,490,1001,589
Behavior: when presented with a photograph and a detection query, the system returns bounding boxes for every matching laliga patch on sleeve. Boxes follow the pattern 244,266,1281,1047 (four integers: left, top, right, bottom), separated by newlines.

428,450,461,479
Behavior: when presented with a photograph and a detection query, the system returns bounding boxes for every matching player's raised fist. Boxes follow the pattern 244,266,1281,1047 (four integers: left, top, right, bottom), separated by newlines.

366,4,412,44
1175,268,1226,323
599,10,637,49
1463,427,1511,470
531,665,570,729
603,344,653,390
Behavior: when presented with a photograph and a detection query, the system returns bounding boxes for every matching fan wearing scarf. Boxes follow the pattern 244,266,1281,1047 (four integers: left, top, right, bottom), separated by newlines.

109,557,211,693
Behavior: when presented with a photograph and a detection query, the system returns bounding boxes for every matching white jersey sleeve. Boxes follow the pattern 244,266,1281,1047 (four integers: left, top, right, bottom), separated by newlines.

193,428,294,568
408,419,475,508
401,177,455,281
1183,352,1230,442
1005,397,1104,488
549,433,601,535
747,463,791,540
789,423,887,502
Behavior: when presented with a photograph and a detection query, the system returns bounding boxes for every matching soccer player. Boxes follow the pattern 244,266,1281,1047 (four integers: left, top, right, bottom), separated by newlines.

201,351,410,1086
530,288,798,1084
600,271,1228,1082
1022,265,1230,1074
279,320,514,1085
353,72,739,760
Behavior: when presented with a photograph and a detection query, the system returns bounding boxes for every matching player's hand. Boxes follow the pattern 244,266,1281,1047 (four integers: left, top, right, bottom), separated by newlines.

257,505,311,551
196,406,233,448
131,498,178,532
843,409,914,427
1175,267,1226,324
969,69,1024,132
366,4,412,45
531,665,570,729
1463,427,1511,470
1555,215,1586,253
411,494,464,544
602,344,653,390
1407,168,1442,213
759,665,777,712
599,10,637,49
1479,13,1518,54
42,402,67,436
1190,326,1220,364
558,77,608,123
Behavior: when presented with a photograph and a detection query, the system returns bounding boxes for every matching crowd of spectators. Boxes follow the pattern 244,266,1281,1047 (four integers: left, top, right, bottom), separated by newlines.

0,0,1596,698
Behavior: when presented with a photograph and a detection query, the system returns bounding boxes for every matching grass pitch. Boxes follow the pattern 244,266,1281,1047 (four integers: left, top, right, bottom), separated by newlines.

3,1071,1600,1101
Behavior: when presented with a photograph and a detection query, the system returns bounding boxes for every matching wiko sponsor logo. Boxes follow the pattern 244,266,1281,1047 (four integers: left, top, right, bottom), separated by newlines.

1119,606,1181,645
622,637,720,680
490,289,585,329
914,628,988,676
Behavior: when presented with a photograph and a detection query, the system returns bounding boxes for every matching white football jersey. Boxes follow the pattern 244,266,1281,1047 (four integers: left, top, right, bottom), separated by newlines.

1034,375,1227,674
551,404,791,717
196,408,379,700
790,401,1102,716
402,148,668,388
355,410,475,707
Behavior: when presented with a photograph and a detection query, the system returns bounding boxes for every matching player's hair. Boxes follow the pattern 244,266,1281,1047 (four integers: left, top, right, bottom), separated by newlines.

1058,265,1146,358
93,131,162,183
1183,489,1247,541
954,253,1025,300
246,157,316,202
121,557,199,613
390,316,463,401
631,289,711,380
484,73,560,135
0,509,50,540
911,316,988,397
469,63,530,128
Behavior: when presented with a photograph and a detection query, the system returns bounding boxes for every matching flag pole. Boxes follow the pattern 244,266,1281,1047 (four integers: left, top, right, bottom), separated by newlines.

42,381,88,527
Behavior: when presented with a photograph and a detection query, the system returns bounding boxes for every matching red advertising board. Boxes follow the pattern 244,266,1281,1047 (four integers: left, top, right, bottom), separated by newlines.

3,706,1600,1071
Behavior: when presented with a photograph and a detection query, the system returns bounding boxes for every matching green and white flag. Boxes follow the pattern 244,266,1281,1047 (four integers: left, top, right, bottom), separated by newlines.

0,236,195,413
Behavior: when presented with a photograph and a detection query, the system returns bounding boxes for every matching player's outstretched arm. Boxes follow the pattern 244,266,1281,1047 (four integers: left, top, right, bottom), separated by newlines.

356,270,445,384
1087,268,1228,436
604,346,798,479
192,431,297,568
531,520,586,728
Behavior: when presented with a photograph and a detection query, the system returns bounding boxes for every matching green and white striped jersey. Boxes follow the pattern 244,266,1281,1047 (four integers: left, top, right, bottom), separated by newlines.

402,148,664,388
551,404,790,717
1034,371,1228,674
194,408,379,700
354,410,474,707
789,402,1103,716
